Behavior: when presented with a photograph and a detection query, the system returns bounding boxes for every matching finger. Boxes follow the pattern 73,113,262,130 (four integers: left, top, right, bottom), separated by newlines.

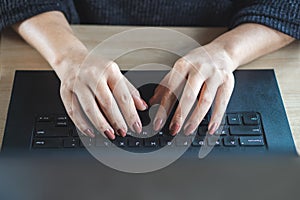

95,82,128,137
183,79,220,136
149,73,171,105
60,88,95,138
169,74,204,135
124,78,148,111
151,58,189,106
110,75,143,134
166,59,190,93
208,73,235,135
153,89,177,132
149,84,165,105
152,69,186,132
75,87,116,140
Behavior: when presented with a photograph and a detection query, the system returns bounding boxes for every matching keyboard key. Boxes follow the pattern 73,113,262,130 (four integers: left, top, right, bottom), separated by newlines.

175,137,192,147
80,137,95,147
33,138,63,148
240,136,265,146
63,138,79,148
243,113,260,125
214,127,229,136
70,129,78,137
114,137,127,147
70,129,87,137
224,136,238,146
96,138,111,147
227,114,241,125
141,130,150,137
158,131,164,136
230,126,262,136
144,138,159,147
56,116,67,121
34,128,69,137
56,121,68,127
37,116,52,122
126,131,134,136
128,138,142,147
207,136,221,146
141,129,156,138
35,130,46,136
192,137,206,147
159,138,175,147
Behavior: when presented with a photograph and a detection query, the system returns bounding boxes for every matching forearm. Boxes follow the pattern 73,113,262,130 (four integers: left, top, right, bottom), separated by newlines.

210,23,295,70
12,11,148,137
12,11,87,78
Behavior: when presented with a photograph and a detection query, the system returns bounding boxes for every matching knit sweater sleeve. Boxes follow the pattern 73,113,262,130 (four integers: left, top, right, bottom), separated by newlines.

230,0,300,39
0,0,79,31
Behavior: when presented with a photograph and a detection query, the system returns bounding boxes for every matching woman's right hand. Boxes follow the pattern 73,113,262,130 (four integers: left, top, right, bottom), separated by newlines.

54,51,148,139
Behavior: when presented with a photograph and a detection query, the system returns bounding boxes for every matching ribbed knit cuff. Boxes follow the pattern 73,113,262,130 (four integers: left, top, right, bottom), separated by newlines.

230,1,300,40
0,0,72,31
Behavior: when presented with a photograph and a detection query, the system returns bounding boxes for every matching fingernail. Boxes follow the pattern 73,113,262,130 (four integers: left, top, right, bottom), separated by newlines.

104,128,115,140
153,118,163,131
141,99,148,110
170,122,180,136
133,121,142,134
85,128,95,138
208,123,218,135
117,129,126,137
184,124,194,135
148,97,155,106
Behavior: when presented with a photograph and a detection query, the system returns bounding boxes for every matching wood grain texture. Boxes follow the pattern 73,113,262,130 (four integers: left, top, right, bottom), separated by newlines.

1,25,299,152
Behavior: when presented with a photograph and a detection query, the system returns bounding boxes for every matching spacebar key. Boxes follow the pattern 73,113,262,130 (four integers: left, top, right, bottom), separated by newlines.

230,126,262,136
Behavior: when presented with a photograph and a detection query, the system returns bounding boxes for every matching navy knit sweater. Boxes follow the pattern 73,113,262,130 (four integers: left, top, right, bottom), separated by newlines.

0,0,299,39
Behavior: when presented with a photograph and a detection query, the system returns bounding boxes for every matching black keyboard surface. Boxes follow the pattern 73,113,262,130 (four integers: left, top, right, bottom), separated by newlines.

31,112,267,151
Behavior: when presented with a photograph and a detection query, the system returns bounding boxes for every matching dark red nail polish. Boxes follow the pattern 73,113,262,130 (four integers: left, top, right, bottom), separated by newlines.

87,129,95,138
117,129,126,137
170,122,180,135
142,99,148,109
133,121,142,133
104,129,115,140
184,124,194,135
153,118,163,131
86,128,95,138
208,123,218,135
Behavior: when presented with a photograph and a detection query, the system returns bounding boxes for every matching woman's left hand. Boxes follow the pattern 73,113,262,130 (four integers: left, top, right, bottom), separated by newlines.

150,43,237,136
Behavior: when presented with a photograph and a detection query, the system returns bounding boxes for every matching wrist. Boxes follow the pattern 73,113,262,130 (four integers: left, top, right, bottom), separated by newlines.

51,42,88,80
205,41,239,72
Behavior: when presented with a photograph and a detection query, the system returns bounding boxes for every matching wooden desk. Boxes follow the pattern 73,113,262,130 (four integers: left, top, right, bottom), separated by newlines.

1,25,299,152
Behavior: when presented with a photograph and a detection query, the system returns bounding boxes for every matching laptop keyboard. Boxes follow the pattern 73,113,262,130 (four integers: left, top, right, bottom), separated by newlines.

31,112,267,150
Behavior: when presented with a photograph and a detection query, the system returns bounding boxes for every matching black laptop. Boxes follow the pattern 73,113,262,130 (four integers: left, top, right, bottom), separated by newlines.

1,69,299,200
1,69,297,156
